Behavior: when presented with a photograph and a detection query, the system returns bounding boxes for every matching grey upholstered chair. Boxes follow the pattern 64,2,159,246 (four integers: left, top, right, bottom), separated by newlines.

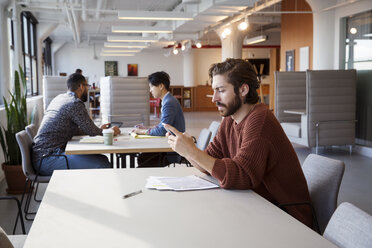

0,226,27,248
323,202,372,248
302,154,345,234
100,76,150,127
208,121,221,142
16,130,69,220
25,124,38,140
275,70,356,154
42,76,67,110
196,128,212,151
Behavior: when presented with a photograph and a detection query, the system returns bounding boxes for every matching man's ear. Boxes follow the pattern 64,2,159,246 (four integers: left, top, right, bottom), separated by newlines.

240,84,249,97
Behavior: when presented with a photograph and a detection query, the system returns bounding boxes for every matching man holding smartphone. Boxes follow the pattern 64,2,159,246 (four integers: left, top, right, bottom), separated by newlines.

133,71,185,167
164,59,312,228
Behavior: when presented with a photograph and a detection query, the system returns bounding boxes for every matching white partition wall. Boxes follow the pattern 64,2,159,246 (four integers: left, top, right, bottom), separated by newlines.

100,76,150,127
42,76,67,110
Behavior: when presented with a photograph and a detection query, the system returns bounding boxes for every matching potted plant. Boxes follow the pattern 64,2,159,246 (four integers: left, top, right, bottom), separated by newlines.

0,66,32,194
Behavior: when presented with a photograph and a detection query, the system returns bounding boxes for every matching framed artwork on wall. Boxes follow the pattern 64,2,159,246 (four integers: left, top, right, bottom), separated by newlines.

127,64,138,76
285,50,295,71
105,61,118,76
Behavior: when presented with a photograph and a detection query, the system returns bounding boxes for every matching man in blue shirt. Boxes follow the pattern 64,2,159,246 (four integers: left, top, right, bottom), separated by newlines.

133,71,185,167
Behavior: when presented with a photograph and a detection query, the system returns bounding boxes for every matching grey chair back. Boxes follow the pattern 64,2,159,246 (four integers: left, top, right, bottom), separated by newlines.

196,128,212,151
208,121,220,142
306,70,356,147
25,124,38,140
15,130,50,182
302,154,345,234
274,71,306,123
323,202,372,248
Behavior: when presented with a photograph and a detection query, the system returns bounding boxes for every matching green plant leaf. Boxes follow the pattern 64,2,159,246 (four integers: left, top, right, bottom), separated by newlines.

0,65,28,165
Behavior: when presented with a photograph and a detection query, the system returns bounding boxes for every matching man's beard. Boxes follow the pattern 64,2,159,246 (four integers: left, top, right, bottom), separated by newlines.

216,94,242,117
81,91,88,102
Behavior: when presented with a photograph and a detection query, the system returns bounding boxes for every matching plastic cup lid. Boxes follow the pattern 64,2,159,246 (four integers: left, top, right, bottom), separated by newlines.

102,128,114,134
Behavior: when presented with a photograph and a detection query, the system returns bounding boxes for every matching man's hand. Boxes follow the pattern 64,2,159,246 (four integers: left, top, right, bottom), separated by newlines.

100,123,110,129
112,126,121,136
101,123,121,136
164,124,196,157
132,128,147,135
164,123,216,175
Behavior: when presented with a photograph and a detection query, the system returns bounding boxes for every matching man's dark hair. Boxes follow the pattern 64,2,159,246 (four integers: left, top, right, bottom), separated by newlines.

208,58,260,104
75,68,82,74
67,73,86,91
147,71,170,90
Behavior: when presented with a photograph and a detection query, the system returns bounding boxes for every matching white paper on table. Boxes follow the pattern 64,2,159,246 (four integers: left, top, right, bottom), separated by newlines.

79,136,104,144
145,176,174,190
146,175,219,191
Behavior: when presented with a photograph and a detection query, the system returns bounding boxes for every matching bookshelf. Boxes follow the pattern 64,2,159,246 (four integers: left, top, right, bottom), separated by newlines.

169,86,194,112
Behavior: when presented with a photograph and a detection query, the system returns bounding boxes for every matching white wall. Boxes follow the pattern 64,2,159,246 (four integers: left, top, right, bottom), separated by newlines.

53,43,275,88
54,43,184,85
193,48,221,86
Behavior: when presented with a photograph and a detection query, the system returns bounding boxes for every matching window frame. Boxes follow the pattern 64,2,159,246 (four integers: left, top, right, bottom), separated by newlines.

21,11,39,96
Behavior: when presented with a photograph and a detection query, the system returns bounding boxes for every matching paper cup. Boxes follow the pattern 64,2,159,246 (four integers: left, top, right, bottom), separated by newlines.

102,128,114,145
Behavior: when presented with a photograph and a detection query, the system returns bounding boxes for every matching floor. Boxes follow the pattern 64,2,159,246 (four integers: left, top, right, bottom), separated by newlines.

1,111,371,235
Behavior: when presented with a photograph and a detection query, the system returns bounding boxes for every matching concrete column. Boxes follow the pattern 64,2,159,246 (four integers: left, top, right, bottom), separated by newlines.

11,0,23,74
306,0,337,69
183,49,195,87
215,22,249,61
0,0,10,102
37,23,58,94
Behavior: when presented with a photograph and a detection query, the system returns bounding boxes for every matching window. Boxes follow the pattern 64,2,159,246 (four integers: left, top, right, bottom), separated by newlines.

341,10,372,147
43,37,53,75
21,11,38,96
343,10,372,70
7,13,15,97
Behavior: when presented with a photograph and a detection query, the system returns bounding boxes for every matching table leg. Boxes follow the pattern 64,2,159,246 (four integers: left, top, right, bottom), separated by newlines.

110,154,114,168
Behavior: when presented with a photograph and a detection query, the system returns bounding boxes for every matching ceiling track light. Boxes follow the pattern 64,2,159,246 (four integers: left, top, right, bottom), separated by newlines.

107,36,157,43
112,26,173,33
102,49,141,53
238,16,249,31
221,27,231,39
118,11,194,21
101,53,136,57
244,35,267,45
104,42,148,48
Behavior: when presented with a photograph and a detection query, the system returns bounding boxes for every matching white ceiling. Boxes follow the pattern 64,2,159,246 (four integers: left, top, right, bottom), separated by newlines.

19,0,283,51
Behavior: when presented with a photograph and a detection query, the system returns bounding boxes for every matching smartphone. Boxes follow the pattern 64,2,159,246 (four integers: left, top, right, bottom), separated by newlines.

162,123,175,136
108,122,123,128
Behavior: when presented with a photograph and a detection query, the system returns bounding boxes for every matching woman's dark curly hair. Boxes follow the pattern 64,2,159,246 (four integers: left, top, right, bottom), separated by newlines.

208,58,260,104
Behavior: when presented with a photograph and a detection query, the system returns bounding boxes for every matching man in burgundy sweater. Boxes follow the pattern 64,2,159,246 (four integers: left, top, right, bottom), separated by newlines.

164,58,312,227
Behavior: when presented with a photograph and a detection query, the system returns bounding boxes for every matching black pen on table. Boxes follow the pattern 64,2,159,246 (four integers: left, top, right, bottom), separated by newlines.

123,190,142,199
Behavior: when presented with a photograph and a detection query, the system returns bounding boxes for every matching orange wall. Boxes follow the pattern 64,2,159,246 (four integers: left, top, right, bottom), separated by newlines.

280,0,313,71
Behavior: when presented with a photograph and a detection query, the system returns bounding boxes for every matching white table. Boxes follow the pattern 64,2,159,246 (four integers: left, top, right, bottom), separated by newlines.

24,168,336,248
284,109,306,115
65,128,172,167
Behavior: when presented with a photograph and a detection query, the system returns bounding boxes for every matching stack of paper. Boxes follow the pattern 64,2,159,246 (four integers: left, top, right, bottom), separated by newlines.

146,175,219,191
79,136,104,144
130,132,165,139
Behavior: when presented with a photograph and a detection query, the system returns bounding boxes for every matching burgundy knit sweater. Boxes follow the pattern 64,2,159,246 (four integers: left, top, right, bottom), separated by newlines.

206,103,312,227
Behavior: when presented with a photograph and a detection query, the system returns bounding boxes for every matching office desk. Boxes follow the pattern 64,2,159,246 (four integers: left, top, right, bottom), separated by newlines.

24,168,336,248
65,128,172,167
